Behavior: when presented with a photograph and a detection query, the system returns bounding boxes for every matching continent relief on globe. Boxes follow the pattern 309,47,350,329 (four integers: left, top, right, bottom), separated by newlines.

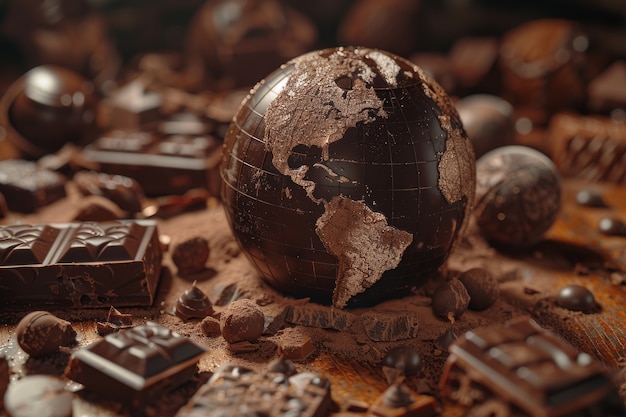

259,47,475,308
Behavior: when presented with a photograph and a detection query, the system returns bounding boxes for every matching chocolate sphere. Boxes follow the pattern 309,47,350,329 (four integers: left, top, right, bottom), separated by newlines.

458,267,500,311
221,47,476,308
431,278,470,321
556,284,596,313
4,65,97,158
220,299,265,344
474,146,561,247
381,346,422,377
15,311,76,357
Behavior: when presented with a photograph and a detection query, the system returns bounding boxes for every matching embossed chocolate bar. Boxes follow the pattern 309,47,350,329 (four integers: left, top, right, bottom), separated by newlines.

176,361,333,417
66,322,205,404
0,220,162,310
80,130,222,196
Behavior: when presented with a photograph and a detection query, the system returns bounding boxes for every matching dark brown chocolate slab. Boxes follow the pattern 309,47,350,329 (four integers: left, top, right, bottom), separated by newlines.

0,219,162,310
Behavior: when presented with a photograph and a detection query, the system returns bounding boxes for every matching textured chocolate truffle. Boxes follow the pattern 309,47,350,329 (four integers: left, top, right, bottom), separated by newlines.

431,278,470,322
220,299,265,344
556,285,597,313
15,311,76,357
458,267,500,311
172,237,210,275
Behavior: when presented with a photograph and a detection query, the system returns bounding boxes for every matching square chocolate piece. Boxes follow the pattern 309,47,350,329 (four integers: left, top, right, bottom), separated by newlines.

66,322,205,404
0,219,162,310
0,159,66,213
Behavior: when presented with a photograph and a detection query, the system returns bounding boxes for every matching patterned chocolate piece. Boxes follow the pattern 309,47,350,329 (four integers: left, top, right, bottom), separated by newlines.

439,318,622,417
66,322,205,404
80,130,222,196
548,112,626,184
176,362,333,417
0,159,66,213
0,220,162,310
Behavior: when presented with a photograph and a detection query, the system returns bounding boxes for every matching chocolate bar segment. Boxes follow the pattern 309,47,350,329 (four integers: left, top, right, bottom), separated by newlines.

80,130,222,196
66,322,205,404
0,159,66,213
0,220,162,310
176,362,333,417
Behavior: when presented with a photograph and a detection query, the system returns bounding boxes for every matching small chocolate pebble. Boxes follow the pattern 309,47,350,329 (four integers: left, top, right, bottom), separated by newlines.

576,189,607,208
458,267,500,311
431,278,470,321
556,285,597,313
15,311,76,357
220,299,265,344
172,237,210,275
381,346,422,378
599,217,626,237
176,281,213,321
4,375,73,417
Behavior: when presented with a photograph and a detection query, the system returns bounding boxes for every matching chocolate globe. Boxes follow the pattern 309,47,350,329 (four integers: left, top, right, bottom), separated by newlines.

3,65,97,158
221,47,476,308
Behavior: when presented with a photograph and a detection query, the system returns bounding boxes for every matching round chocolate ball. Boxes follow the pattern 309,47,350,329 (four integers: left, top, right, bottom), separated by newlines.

15,311,76,357
431,278,470,322
172,237,210,275
381,345,422,378
556,284,596,312
458,267,500,311
456,94,515,158
220,299,265,344
474,146,561,247
221,46,476,308
5,65,97,158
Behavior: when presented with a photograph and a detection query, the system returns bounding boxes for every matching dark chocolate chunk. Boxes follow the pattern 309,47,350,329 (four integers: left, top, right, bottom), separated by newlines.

16,311,76,357
4,375,73,417
286,304,355,331
65,322,206,404
556,285,597,313
0,159,66,213
220,299,265,344
361,310,419,342
599,217,626,237
101,79,162,130
440,318,621,416
96,306,133,335
172,237,210,275
0,220,162,310
74,171,145,213
263,305,289,335
382,346,423,379
277,327,315,361
80,129,223,196
175,282,213,321
431,278,470,322
458,267,500,311
212,282,245,306
175,362,332,417
73,195,125,221
576,189,608,208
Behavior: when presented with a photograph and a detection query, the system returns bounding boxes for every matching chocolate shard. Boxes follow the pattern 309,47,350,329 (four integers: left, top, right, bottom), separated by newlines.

361,310,420,342
286,304,355,331
65,322,206,404
0,159,66,213
0,220,162,310
263,305,289,335
175,362,332,417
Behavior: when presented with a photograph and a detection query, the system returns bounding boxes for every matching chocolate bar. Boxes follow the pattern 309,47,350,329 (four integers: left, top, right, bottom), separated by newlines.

0,159,66,213
0,220,162,310
439,318,622,417
175,361,333,417
80,130,222,196
66,322,205,404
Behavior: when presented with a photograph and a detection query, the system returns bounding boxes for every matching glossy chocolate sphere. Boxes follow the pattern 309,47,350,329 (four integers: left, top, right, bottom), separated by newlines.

221,47,475,308
6,65,97,157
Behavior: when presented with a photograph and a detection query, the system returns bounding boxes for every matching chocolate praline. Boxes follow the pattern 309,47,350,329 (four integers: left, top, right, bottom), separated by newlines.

15,311,76,357
556,284,596,312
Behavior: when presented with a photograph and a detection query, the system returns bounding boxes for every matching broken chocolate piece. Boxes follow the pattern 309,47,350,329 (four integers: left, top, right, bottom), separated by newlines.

73,195,126,221
361,310,419,342
220,299,265,344
0,159,66,213
16,311,76,357
74,171,145,213
286,304,355,331
175,282,213,321
65,322,205,404
4,375,73,417
175,362,332,417
96,306,133,335
0,219,162,310
277,327,316,361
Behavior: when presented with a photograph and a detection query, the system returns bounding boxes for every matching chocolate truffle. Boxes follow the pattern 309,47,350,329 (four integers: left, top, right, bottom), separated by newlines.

474,146,561,247
220,299,265,344
175,282,214,321
15,311,76,357
431,278,470,322
458,267,500,311
381,346,422,379
172,237,210,275
4,375,73,417
3,65,97,158
556,285,597,313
